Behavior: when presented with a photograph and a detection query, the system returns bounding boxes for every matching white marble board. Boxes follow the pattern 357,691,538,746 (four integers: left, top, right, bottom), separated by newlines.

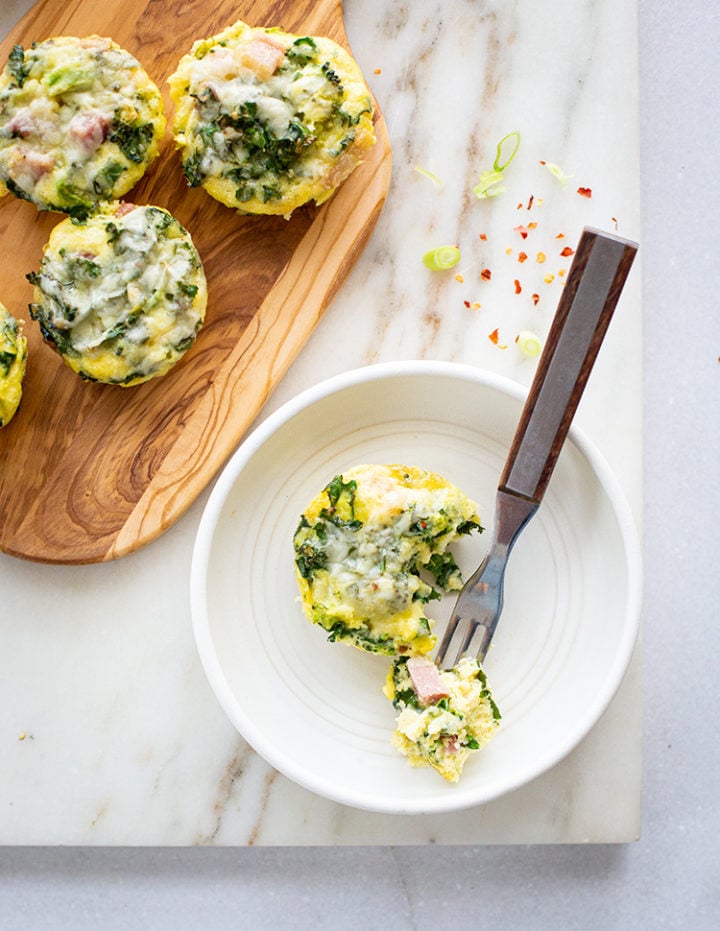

0,0,642,845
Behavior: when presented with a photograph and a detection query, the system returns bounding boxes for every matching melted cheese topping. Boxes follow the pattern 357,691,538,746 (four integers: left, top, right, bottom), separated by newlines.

0,302,27,427
168,20,375,216
0,35,165,215
28,204,207,385
384,656,501,782
293,464,482,655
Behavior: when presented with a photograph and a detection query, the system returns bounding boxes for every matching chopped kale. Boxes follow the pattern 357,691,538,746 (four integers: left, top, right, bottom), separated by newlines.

183,151,204,187
146,206,173,232
389,658,423,710
178,282,198,298
457,518,482,535
7,45,30,87
323,618,394,655
425,551,461,589
174,335,195,353
4,178,33,203
294,541,327,581
61,255,101,280
109,116,154,163
0,350,16,376
293,516,328,580
93,161,125,196
285,36,317,65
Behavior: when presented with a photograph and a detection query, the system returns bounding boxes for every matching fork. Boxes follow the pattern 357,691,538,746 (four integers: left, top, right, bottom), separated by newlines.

435,227,638,669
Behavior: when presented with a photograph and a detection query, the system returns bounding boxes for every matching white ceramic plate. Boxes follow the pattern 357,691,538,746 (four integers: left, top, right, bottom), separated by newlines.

191,361,641,814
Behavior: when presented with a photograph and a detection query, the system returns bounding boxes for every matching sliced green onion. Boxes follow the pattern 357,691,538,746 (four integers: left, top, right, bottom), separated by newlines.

516,330,542,357
543,162,573,188
422,245,461,271
472,131,520,200
413,165,444,189
493,131,521,173
472,169,506,200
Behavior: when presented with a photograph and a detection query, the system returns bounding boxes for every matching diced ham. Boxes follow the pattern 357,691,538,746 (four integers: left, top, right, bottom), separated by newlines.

238,37,285,80
79,36,112,51
406,656,450,705
443,736,459,754
113,202,137,217
7,112,36,138
68,110,109,152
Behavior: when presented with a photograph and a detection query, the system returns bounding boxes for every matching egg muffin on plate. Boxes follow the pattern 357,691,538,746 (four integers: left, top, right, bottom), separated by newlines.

0,302,27,428
293,464,482,656
168,20,376,217
384,654,501,782
0,35,165,217
27,203,207,386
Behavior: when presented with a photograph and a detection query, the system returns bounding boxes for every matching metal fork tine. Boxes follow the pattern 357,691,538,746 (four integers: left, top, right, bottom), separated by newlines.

436,616,474,670
434,491,538,669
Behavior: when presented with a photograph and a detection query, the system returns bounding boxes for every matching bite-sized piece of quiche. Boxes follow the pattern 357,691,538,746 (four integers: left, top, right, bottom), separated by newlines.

0,35,166,217
293,464,482,655
0,302,27,427
27,203,207,386
168,20,376,217
384,655,501,782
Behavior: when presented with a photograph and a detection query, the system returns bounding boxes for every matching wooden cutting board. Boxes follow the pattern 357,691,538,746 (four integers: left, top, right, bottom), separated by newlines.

0,0,391,564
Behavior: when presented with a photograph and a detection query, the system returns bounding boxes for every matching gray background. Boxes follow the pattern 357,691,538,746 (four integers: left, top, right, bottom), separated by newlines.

1,0,718,927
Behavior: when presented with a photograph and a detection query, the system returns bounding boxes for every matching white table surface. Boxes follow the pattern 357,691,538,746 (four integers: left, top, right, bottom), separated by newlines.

0,0,718,926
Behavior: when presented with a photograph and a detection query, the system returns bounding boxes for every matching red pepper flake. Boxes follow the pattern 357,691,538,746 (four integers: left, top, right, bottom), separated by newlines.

611,216,619,230
518,251,528,263
527,221,538,230
560,246,575,257
531,293,540,306
514,225,528,239
538,160,547,165
479,233,488,241
527,194,534,210
514,279,522,294
455,273,464,283
517,202,524,210
488,328,508,349
464,300,471,308
577,186,592,198
373,68,382,75
480,268,492,281
555,232,566,239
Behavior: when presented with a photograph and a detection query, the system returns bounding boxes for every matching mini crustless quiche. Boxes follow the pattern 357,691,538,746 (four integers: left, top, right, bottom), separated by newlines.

384,655,501,782
0,35,166,217
168,20,376,216
293,464,482,655
0,302,27,428
27,203,207,386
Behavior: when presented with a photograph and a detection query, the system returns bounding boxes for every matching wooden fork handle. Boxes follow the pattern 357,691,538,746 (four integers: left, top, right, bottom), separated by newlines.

499,227,638,503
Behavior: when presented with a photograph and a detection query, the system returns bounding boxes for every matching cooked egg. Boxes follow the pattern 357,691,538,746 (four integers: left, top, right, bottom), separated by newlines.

0,35,166,216
0,302,27,427
384,654,501,782
293,464,482,655
168,20,376,217
27,203,207,386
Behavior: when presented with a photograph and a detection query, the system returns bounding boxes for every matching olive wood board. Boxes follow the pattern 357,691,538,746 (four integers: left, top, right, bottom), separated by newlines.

0,0,391,564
